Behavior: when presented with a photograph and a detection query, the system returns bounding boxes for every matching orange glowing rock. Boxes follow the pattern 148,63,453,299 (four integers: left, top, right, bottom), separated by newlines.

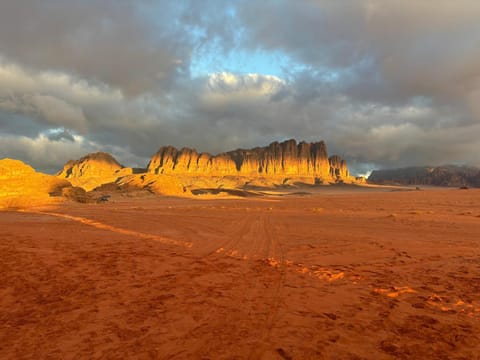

147,139,350,181
57,152,131,191
0,158,71,209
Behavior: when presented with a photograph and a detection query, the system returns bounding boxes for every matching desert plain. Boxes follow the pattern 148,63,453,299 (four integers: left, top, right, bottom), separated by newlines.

1,186,479,359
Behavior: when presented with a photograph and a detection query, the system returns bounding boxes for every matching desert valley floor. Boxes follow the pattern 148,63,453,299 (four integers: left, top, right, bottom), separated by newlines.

1,187,480,359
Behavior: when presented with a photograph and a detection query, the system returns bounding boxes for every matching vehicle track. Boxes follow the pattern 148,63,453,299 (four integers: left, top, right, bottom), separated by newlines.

247,214,288,359
23,210,192,248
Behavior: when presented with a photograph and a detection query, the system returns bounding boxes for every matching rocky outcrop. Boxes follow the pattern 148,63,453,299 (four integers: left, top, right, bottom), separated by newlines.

0,158,71,209
147,139,348,181
368,165,480,187
328,155,349,180
57,152,132,191
58,152,123,178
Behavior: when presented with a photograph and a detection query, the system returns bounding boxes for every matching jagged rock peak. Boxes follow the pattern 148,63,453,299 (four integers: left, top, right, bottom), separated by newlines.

147,139,348,180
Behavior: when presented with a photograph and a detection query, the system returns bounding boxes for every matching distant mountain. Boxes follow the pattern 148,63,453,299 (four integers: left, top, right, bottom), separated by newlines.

368,165,480,187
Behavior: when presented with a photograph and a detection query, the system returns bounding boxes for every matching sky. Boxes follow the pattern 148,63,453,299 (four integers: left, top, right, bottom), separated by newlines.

1,0,480,175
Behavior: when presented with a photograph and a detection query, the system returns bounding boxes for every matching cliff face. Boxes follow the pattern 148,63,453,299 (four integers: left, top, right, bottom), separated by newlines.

328,155,349,180
148,139,346,180
147,146,237,176
368,165,480,187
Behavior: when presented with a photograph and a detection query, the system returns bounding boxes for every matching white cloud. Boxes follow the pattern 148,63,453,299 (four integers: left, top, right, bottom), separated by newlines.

203,72,286,105
0,133,93,173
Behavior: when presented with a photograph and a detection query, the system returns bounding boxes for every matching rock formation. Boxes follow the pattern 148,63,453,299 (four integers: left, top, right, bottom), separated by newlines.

55,139,355,197
0,158,71,209
368,165,480,187
57,152,132,191
147,146,237,176
147,139,348,181
328,155,349,180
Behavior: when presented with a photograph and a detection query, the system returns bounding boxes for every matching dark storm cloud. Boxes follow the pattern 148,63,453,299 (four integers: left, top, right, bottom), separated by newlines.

1,0,479,173
232,0,480,168
0,112,45,138
0,0,189,95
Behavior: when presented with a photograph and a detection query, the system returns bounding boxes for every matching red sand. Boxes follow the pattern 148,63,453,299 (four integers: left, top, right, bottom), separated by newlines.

1,188,480,359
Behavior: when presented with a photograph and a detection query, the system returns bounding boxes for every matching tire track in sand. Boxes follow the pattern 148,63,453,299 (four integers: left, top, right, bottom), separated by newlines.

204,213,256,258
248,214,288,359
23,210,193,248
197,211,288,358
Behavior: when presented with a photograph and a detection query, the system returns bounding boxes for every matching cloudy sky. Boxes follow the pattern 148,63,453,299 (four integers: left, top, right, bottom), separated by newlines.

1,1,480,174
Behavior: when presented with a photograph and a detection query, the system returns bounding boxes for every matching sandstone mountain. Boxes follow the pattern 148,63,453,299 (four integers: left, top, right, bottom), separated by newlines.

0,158,72,209
56,139,356,196
368,165,480,187
148,139,350,181
57,152,132,191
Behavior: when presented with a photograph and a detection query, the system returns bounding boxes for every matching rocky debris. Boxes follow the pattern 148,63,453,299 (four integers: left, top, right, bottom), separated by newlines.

355,176,367,184
61,186,93,203
368,165,480,187
147,139,348,181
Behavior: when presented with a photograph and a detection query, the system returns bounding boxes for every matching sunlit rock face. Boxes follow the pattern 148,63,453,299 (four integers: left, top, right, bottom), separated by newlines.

55,139,354,197
148,139,346,181
329,155,349,180
0,158,70,209
147,146,237,176
58,152,123,178
0,159,36,179
57,152,132,191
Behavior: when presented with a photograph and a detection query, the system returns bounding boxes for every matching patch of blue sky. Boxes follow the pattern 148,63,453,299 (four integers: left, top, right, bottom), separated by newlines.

190,46,296,79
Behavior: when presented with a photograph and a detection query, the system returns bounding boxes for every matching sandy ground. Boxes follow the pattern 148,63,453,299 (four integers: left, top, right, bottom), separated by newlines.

1,188,480,359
